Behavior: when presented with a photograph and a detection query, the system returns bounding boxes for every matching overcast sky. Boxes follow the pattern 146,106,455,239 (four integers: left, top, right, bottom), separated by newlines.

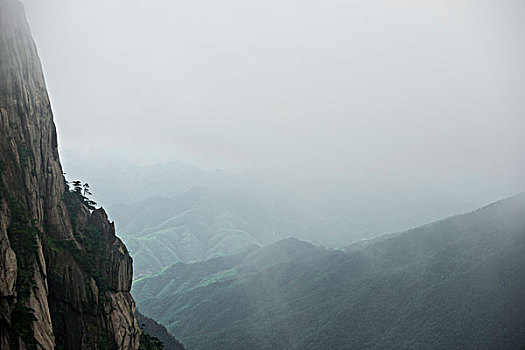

20,0,525,200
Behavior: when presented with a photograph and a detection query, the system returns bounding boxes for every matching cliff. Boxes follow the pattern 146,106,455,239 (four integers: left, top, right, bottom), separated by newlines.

0,0,140,348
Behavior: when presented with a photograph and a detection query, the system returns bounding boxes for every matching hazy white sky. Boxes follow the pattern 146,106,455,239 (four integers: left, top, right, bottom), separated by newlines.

20,0,525,199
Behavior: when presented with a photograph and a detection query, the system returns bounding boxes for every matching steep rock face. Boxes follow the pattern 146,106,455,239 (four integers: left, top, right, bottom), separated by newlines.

0,0,140,348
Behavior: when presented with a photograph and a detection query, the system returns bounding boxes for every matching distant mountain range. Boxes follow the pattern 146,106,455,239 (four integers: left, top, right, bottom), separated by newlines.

110,184,477,277
132,194,525,349
65,153,515,285
60,151,248,207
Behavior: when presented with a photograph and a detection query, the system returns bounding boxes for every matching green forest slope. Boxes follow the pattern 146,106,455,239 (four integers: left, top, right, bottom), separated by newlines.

133,194,525,349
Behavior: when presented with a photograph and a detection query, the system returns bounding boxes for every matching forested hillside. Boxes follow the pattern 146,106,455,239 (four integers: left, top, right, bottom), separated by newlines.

133,194,525,349
137,311,185,350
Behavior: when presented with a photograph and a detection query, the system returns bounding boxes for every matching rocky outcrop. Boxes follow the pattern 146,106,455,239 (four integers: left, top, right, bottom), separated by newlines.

0,0,140,348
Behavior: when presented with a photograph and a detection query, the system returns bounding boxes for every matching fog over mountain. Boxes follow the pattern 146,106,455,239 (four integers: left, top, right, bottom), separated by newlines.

3,1,524,349
20,0,524,206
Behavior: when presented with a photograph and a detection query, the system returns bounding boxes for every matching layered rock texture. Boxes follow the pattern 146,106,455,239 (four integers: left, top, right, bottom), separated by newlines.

0,0,140,348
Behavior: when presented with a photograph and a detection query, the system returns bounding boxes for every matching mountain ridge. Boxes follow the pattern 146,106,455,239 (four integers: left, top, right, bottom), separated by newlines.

133,193,525,349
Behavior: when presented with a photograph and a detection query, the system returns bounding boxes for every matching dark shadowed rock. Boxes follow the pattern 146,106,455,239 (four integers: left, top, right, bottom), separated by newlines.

0,0,140,348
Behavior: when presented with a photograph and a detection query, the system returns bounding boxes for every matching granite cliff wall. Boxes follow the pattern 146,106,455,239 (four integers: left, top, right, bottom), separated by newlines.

0,1,140,348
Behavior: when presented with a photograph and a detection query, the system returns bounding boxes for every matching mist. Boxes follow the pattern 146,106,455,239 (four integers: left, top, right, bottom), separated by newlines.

2,1,525,347
20,0,525,204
